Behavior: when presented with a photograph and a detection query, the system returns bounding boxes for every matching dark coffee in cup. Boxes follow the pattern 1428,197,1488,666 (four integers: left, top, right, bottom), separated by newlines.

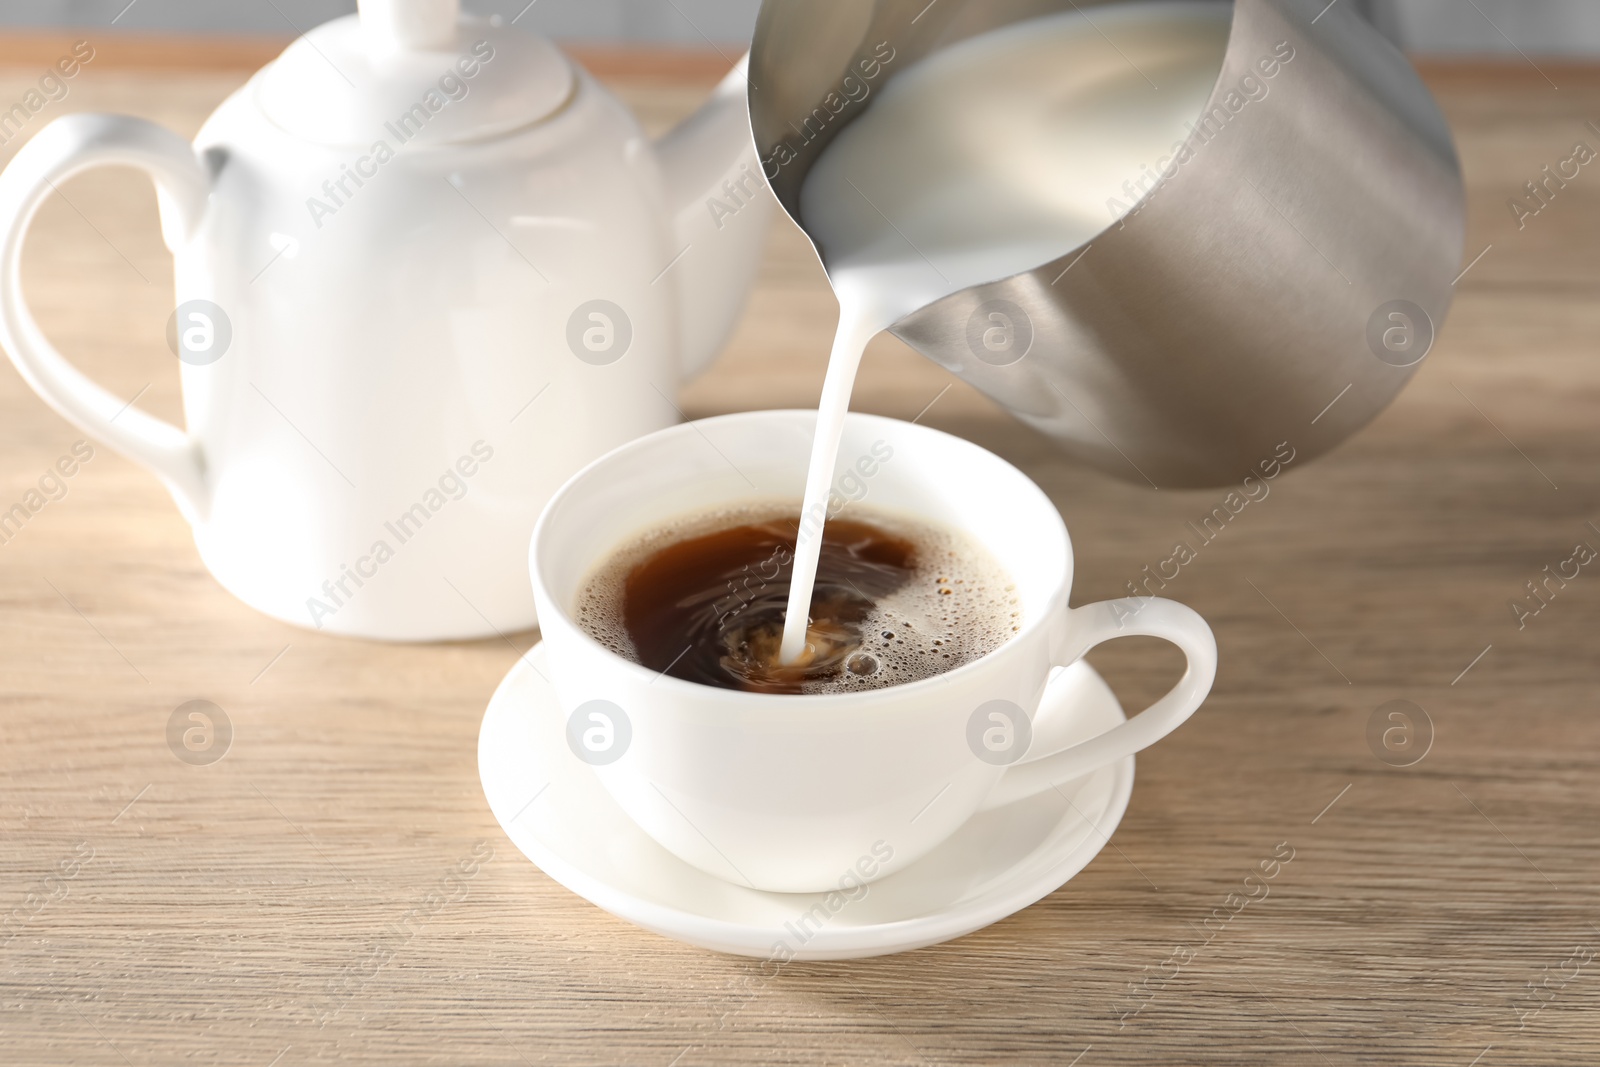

576,506,1019,694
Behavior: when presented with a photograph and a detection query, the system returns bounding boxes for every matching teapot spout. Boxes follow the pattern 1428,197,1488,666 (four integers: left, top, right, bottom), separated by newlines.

656,56,773,381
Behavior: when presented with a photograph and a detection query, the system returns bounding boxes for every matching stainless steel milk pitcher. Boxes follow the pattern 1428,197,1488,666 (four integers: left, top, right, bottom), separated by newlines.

749,0,1465,487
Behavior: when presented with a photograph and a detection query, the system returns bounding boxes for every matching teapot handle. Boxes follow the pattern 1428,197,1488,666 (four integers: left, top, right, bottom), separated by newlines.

0,114,210,521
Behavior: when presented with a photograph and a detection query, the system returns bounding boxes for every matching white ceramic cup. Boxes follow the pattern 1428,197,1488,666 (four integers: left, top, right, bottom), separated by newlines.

530,410,1217,894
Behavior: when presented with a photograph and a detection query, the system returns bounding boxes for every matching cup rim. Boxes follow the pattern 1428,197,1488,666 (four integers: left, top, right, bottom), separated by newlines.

530,409,1072,707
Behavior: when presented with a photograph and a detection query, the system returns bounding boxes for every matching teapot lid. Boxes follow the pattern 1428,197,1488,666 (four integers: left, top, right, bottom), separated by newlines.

256,0,574,148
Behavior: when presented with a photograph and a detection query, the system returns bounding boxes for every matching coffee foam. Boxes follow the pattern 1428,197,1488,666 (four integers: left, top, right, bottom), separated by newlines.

574,503,1021,694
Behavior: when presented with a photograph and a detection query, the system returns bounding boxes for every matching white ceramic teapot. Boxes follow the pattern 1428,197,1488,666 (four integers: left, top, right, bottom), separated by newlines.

0,0,772,640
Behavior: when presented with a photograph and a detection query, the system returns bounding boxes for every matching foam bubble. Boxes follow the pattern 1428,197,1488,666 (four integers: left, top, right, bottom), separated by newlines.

812,515,1018,694
575,504,1021,694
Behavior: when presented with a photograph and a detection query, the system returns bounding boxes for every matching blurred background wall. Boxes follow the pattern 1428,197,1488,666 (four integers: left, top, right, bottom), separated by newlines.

0,1,758,43
1368,0,1600,55
0,0,1595,54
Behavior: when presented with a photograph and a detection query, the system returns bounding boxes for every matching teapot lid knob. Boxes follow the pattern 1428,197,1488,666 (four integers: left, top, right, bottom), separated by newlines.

256,0,574,148
358,0,461,53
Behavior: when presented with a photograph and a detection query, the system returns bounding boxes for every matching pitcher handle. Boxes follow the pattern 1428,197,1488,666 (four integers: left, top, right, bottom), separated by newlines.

979,597,1217,811
0,113,210,520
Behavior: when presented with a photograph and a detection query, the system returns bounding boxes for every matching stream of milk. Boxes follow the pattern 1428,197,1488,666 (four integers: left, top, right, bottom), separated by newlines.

778,1,1233,664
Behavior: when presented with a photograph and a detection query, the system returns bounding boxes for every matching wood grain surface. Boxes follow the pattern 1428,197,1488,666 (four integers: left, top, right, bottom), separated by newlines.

0,40,1598,1067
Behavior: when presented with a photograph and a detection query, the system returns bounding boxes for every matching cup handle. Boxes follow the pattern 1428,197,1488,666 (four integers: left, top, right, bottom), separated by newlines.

978,598,1218,811
0,113,210,520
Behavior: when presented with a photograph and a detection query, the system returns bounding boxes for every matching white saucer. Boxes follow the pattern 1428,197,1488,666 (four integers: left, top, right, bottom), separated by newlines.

477,645,1135,960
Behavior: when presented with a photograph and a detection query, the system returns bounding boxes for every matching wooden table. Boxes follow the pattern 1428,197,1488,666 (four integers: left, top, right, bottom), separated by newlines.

1,38,1598,1067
